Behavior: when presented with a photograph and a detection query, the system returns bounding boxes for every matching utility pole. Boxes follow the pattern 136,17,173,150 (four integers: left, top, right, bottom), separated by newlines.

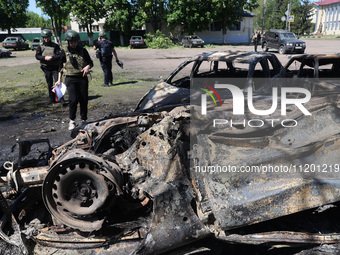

288,2,291,31
286,2,291,31
262,0,267,34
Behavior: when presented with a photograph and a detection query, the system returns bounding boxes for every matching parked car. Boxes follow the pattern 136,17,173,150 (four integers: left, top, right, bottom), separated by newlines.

261,29,306,54
1,51,340,255
182,35,205,48
129,36,146,49
31,37,42,51
1,37,29,50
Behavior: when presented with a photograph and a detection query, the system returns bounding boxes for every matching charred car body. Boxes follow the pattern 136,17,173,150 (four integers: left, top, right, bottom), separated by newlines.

1,52,340,254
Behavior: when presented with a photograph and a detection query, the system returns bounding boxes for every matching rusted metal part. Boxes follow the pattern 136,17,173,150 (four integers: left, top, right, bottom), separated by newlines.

218,231,340,245
0,191,28,254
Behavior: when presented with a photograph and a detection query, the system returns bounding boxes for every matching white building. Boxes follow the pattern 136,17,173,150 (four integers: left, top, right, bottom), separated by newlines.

69,14,105,33
313,0,340,35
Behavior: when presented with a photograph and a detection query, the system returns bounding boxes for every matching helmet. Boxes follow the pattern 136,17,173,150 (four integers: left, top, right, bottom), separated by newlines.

99,31,106,37
65,30,80,41
41,29,52,38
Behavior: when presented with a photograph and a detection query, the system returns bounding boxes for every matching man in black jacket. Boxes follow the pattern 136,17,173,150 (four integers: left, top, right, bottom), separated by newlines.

35,29,66,105
93,31,121,87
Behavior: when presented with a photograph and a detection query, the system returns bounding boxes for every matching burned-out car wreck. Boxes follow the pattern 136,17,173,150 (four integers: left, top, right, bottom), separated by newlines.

1,51,340,255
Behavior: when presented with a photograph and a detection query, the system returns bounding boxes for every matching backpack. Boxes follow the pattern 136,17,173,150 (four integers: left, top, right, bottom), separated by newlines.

100,40,113,57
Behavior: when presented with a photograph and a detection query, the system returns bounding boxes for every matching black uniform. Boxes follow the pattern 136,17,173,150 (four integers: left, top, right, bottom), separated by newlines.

95,39,114,86
59,45,93,122
35,41,61,104
254,32,262,52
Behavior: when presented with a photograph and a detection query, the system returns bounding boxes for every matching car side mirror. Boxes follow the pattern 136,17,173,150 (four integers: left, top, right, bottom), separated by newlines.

297,36,299,39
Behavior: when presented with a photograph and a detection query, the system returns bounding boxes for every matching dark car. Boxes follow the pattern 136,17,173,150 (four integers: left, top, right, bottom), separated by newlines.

1,37,29,50
262,29,306,54
182,35,204,48
31,37,42,51
129,36,146,49
1,51,340,255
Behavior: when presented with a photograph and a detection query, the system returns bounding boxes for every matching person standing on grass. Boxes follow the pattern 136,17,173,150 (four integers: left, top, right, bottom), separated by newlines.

55,30,93,131
35,29,66,106
93,30,121,87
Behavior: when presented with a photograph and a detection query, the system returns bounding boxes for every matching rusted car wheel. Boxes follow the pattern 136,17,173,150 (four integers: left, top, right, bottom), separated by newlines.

42,154,123,232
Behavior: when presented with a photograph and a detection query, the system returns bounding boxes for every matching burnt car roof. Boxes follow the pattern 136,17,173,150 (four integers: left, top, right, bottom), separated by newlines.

190,50,279,63
285,53,340,68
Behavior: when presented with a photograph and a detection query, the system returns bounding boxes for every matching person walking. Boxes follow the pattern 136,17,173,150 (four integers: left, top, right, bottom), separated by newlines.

55,30,93,131
35,29,66,105
253,30,262,52
93,31,121,87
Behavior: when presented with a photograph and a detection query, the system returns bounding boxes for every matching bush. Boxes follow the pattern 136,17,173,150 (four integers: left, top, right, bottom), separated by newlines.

144,30,175,49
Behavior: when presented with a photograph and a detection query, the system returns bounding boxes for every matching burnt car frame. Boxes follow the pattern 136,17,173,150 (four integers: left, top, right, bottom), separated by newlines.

1,52,340,255
135,51,283,112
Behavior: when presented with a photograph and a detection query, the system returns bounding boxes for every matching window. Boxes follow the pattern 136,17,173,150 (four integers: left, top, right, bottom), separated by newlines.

92,25,99,32
230,22,241,31
79,26,87,32
210,22,222,31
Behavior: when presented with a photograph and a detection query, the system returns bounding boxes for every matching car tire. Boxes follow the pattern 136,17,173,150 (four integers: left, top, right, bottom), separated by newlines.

279,45,286,54
300,50,305,54
262,43,268,52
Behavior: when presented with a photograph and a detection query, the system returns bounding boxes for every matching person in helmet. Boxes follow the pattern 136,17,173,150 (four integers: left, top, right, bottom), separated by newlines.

35,29,65,105
93,30,121,87
55,30,94,131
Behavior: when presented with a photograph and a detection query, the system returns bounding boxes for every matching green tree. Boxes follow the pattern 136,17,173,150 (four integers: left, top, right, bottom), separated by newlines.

133,0,168,33
253,0,300,32
105,0,134,46
211,0,258,44
291,0,313,35
36,0,69,43
167,0,214,35
0,0,29,33
68,0,107,46
25,11,52,28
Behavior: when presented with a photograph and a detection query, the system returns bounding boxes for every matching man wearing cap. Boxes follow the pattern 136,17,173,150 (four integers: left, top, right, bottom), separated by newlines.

93,31,121,87
35,29,65,105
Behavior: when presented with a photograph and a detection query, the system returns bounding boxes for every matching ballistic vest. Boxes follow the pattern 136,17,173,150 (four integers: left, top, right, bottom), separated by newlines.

63,47,87,76
40,43,59,67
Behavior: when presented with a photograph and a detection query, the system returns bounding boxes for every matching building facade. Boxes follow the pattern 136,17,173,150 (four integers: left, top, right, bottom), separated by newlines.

313,0,340,35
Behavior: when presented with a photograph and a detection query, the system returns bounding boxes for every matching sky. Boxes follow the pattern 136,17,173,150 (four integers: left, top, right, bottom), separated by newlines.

28,0,44,16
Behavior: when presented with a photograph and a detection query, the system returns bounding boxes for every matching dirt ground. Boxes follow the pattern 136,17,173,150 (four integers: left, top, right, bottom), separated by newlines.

0,39,340,254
